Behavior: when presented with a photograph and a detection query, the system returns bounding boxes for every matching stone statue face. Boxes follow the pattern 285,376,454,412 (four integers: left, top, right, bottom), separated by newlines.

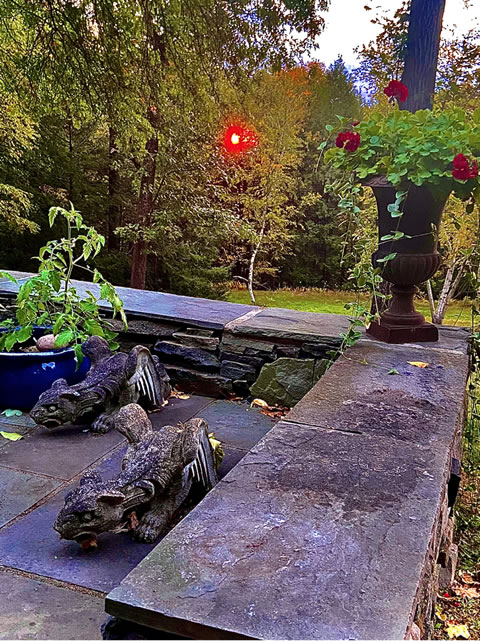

54,472,127,544
30,378,82,428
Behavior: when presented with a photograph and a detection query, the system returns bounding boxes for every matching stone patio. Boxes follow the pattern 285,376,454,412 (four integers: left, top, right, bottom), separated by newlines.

0,396,277,640
0,273,472,640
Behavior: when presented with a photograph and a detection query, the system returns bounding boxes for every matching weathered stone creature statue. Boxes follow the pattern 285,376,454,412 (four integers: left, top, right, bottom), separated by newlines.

30,336,171,433
54,403,218,545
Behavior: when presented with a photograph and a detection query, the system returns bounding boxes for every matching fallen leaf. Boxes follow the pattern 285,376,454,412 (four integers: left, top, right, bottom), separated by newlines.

388,368,400,375
209,432,225,468
408,361,429,368
462,573,474,584
436,611,447,622
446,622,470,639
0,431,23,441
128,511,139,530
80,536,98,550
455,585,480,599
1,409,22,417
171,390,191,400
251,398,269,409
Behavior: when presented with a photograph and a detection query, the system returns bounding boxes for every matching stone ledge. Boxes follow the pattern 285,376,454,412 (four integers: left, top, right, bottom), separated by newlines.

0,271,258,331
105,333,469,640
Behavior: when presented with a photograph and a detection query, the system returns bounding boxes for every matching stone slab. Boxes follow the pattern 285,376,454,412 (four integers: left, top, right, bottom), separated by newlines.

0,397,261,594
154,341,220,372
227,307,350,345
0,449,155,593
285,337,470,446
0,468,61,528
105,417,452,640
0,423,124,480
197,400,275,451
0,272,258,331
217,447,248,480
149,395,214,430
0,411,36,429
0,571,105,640
165,366,232,397
0,414,37,449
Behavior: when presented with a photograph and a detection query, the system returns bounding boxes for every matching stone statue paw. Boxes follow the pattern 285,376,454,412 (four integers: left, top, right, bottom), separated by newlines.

91,412,116,434
132,512,169,544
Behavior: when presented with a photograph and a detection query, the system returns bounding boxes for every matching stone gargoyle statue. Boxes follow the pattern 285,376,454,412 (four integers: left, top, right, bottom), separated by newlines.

30,336,171,433
54,403,219,546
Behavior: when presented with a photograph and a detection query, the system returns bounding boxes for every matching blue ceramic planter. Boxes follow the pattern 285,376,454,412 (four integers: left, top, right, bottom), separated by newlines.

0,328,90,410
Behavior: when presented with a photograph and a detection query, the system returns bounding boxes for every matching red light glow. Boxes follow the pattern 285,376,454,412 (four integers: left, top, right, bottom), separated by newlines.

224,125,258,153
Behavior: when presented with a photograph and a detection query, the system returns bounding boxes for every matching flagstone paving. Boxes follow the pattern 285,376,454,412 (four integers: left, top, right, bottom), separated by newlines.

0,395,276,640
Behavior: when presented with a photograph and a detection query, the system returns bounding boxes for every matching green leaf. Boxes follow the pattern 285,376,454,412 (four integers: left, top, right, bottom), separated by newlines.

325,124,334,132
52,314,65,335
0,431,23,441
1,409,22,417
388,368,400,375
54,330,75,348
4,331,18,352
50,270,61,292
15,325,32,344
0,271,17,284
376,252,397,263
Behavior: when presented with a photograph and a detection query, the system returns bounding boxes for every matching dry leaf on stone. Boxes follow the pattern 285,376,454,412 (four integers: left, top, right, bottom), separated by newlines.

0,431,23,441
251,398,269,409
80,536,98,550
455,585,480,599
408,361,429,368
171,389,191,400
446,623,470,639
128,511,139,530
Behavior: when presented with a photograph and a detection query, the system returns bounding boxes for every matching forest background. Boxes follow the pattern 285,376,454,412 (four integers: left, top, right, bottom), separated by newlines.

0,0,479,322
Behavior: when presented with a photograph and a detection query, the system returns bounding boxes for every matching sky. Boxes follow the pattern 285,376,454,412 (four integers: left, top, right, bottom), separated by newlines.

312,0,480,68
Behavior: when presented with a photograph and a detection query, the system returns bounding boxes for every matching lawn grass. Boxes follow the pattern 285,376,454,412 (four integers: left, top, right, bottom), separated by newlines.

227,287,472,327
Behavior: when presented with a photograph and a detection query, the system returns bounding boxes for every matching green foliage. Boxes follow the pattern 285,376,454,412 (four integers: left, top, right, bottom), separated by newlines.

0,93,38,232
325,107,480,200
0,205,127,359
280,60,363,289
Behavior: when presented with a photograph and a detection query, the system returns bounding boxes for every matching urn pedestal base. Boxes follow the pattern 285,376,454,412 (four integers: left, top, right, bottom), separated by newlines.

367,319,438,344
367,282,439,344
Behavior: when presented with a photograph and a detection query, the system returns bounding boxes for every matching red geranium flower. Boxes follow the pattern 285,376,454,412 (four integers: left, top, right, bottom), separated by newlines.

384,80,408,103
336,131,360,152
452,153,479,180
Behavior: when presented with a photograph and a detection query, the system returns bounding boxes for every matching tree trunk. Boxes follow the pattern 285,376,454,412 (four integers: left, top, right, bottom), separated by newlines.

433,260,465,324
248,222,266,305
130,136,158,290
399,0,446,112
107,127,120,251
67,115,74,202
426,280,436,322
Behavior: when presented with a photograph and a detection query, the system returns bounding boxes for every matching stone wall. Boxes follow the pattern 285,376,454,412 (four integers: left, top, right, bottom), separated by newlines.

113,318,338,406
